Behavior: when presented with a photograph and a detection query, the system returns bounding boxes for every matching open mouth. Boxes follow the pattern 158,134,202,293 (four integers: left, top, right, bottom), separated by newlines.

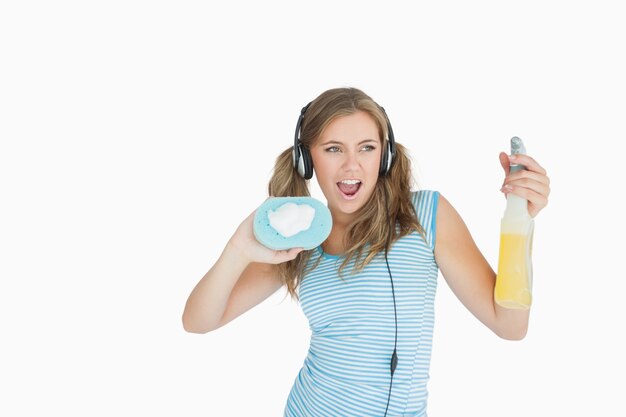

336,179,362,200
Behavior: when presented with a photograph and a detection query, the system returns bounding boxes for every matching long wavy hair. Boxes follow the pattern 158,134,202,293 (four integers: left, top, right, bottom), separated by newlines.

268,87,427,301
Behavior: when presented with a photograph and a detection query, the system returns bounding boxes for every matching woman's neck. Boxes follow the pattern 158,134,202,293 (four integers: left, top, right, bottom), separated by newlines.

322,223,348,256
322,208,357,255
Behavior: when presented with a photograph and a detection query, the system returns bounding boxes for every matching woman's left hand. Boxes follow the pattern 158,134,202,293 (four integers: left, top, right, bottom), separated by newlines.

499,152,551,218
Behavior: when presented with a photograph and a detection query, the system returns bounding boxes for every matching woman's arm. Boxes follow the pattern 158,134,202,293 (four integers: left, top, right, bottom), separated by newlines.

434,152,550,340
182,208,302,334
434,193,529,340
182,241,255,334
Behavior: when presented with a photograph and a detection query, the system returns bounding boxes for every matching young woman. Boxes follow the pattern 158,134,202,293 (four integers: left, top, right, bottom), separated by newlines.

182,87,551,416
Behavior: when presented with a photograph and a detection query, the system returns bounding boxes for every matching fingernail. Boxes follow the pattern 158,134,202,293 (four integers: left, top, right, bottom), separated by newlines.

509,154,517,161
501,185,513,192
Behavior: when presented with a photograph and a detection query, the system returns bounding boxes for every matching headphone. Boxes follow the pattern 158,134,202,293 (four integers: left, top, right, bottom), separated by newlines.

292,101,397,180
291,100,399,416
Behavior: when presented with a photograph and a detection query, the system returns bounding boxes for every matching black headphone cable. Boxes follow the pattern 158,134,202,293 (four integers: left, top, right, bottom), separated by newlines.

382,184,398,417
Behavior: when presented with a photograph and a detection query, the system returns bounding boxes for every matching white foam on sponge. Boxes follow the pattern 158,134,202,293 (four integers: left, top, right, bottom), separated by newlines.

267,202,316,238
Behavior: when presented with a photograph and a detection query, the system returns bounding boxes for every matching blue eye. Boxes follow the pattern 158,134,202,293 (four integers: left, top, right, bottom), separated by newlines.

324,144,375,153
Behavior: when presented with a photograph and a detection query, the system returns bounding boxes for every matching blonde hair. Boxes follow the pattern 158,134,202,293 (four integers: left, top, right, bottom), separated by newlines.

268,87,426,301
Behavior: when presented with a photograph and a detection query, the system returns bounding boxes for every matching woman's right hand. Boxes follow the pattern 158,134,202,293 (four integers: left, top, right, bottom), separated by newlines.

228,207,304,265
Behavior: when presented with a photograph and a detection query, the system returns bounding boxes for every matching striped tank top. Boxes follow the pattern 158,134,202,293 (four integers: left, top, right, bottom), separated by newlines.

284,190,440,417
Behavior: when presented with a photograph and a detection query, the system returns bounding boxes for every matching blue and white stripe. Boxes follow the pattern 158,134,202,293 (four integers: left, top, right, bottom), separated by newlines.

284,190,440,417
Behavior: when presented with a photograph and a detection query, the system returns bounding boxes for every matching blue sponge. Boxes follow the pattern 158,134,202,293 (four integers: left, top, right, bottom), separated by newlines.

253,197,332,250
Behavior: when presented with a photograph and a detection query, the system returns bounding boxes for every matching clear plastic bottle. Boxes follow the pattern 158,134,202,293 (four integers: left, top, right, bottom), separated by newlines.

494,137,534,309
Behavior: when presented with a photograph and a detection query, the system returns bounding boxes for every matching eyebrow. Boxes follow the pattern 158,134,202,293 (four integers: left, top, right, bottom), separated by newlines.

319,139,378,146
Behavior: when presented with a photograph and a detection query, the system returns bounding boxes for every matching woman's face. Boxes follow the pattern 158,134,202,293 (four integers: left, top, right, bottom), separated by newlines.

309,111,382,224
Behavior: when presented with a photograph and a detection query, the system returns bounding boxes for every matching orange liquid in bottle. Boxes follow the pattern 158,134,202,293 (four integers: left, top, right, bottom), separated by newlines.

494,232,533,309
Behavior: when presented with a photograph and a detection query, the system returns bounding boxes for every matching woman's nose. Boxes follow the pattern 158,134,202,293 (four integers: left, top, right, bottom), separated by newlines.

341,151,360,171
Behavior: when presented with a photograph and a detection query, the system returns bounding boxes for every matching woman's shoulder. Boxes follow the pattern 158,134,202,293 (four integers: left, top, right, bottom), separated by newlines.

410,189,440,211
409,189,441,251
410,189,440,198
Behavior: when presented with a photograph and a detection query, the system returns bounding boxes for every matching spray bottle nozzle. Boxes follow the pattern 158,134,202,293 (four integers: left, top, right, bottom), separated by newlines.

509,137,526,172
511,136,526,155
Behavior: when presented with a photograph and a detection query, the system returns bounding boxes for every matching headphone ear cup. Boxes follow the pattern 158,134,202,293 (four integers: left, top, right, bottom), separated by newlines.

299,145,313,180
380,142,391,176
292,145,300,174
303,148,313,179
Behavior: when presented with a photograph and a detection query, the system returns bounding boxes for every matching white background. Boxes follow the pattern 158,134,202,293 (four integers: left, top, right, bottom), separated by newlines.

1,1,624,416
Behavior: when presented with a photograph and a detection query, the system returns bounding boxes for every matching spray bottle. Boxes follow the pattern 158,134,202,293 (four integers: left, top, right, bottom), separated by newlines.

494,137,534,309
